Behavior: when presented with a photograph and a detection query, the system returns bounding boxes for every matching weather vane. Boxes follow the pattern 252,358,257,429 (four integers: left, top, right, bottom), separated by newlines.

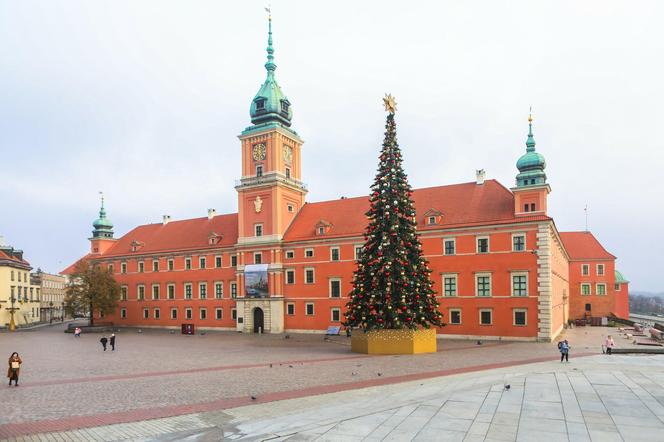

383,93,397,114
528,105,533,123
265,5,271,19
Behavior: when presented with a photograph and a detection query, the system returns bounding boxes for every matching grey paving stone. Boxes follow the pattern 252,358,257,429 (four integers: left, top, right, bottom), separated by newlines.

486,423,518,441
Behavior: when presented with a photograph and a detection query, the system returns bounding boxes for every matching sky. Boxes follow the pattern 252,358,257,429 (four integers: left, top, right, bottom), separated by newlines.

0,1,662,291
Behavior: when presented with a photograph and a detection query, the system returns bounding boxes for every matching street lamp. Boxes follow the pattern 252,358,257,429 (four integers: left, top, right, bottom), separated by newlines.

7,296,19,332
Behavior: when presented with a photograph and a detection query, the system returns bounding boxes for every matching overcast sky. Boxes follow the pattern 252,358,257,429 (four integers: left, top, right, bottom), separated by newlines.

1,1,662,291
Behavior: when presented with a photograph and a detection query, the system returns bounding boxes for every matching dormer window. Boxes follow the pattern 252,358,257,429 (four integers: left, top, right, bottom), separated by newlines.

315,219,332,236
423,209,442,226
255,99,266,110
318,227,325,235
428,216,436,225
281,100,289,114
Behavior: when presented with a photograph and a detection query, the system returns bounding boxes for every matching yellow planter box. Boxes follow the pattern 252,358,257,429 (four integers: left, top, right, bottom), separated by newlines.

351,328,437,354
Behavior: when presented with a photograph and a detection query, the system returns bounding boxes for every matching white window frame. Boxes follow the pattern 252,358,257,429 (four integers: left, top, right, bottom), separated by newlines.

154,308,160,320
479,309,493,325
596,283,607,296
170,308,178,320
331,308,341,322
475,273,492,297
120,308,127,319
215,255,222,268
581,283,591,296
285,250,295,259
167,283,175,299
330,246,340,261
512,233,526,252
287,203,294,213
255,223,263,237
143,308,149,319
121,286,128,301
137,284,146,300
121,262,127,274
108,264,114,274
513,308,527,326
286,302,295,315
510,272,528,297
215,308,223,320
449,308,462,325
615,283,621,291
304,248,314,258
254,252,262,264
443,238,456,256
581,264,590,276
168,259,174,271
285,269,295,285
329,278,342,298
442,274,458,297
152,259,159,272
200,308,207,320
185,308,193,320
230,282,237,298
231,308,237,320
199,282,207,299
138,261,145,273
428,215,436,225
215,282,223,299
476,236,490,254
152,284,160,300
184,283,193,299
305,302,315,316
199,257,206,269
354,245,363,260
596,264,605,276
305,267,315,284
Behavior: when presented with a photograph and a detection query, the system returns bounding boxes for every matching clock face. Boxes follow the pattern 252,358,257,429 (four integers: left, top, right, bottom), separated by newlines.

283,145,293,164
252,143,266,161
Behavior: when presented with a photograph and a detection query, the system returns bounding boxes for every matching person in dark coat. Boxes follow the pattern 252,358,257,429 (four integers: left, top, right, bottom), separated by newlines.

100,336,108,351
110,334,116,351
7,352,22,386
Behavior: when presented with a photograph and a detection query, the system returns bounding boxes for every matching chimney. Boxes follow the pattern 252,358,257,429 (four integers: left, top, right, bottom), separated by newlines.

208,208,216,219
476,169,486,185
162,215,171,225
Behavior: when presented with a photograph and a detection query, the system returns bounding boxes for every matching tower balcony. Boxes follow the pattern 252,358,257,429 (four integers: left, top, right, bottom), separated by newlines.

235,171,308,192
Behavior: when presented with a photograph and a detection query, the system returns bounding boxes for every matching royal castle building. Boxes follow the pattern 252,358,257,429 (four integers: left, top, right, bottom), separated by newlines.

65,18,628,341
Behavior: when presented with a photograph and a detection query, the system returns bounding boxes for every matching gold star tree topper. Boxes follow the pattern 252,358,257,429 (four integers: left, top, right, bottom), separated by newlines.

383,94,397,114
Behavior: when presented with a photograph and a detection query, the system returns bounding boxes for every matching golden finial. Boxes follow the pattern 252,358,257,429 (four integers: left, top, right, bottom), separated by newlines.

264,5,271,21
528,106,533,123
383,94,397,114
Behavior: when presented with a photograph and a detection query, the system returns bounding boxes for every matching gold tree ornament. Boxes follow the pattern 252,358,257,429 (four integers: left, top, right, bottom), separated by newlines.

383,94,397,114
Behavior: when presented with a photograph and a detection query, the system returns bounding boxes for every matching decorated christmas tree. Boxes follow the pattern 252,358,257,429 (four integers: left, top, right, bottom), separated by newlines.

345,95,443,331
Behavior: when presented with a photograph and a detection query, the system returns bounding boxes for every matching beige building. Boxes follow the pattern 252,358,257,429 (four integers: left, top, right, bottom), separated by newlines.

0,240,41,329
31,270,67,322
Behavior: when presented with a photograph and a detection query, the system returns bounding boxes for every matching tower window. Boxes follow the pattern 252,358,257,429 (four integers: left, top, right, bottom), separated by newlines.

256,99,265,110
530,203,536,212
524,204,530,212
281,101,289,113
256,165,263,177
530,179,535,185
285,167,291,179
255,224,263,237
254,252,262,264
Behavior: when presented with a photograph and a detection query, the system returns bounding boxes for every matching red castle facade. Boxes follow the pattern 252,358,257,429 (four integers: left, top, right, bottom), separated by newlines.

64,19,628,341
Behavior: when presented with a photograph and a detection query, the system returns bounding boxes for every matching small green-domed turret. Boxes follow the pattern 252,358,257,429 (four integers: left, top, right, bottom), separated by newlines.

516,113,547,187
249,13,293,127
92,194,114,239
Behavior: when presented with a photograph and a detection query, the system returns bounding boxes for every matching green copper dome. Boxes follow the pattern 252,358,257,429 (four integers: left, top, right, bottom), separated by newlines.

516,114,547,187
92,195,114,239
249,15,293,127
615,270,629,284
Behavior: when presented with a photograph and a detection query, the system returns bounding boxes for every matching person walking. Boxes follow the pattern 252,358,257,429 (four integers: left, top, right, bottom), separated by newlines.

605,335,615,355
559,339,570,362
100,336,108,351
74,327,81,337
110,334,116,351
7,352,22,386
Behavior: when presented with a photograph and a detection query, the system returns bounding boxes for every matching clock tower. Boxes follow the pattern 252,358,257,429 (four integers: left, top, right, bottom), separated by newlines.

234,13,306,333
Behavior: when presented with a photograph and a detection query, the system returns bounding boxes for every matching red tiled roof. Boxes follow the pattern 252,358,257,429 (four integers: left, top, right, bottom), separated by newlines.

559,231,616,260
0,248,31,268
284,180,549,241
60,254,92,275
101,213,239,258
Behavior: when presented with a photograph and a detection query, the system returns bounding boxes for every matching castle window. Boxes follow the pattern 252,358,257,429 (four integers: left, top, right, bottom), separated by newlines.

231,255,237,267
476,237,489,254
585,303,591,312
254,252,262,264
530,203,536,212
512,234,526,252
215,282,223,299
167,284,175,299
231,308,237,320
199,283,207,299
185,258,192,270
582,264,589,276
152,284,160,300
596,283,607,296
475,274,492,297
281,101,289,113
285,250,295,259
215,256,222,268
287,303,295,315
354,246,363,260
305,248,314,258
120,308,127,319
597,264,605,276
305,303,314,316
255,224,263,237
186,308,193,320
230,282,237,298
286,269,295,284
581,283,591,295
329,279,341,298
305,268,315,284
152,260,159,272
330,247,340,261
479,309,493,325
524,204,529,212
513,309,527,326
171,308,177,319
121,286,128,301
185,283,193,299
200,308,207,320
154,308,160,320
318,227,325,235
199,257,206,269
256,99,265,110
215,308,223,320
615,283,620,291
138,261,144,273
137,285,145,300
108,264,114,274
449,309,461,325
443,274,457,296
444,239,455,255
167,259,174,271
287,204,294,213
256,165,263,177
511,273,528,297
143,308,149,319
428,216,436,225
285,167,291,179
331,308,341,322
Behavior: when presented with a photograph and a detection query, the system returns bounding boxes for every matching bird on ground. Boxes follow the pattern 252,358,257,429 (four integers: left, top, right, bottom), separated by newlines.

504,385,511,390
251,396,257,401
377,373,383,376
289,365,293,368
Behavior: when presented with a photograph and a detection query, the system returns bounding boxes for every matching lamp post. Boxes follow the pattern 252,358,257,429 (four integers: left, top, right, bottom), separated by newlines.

6,296,19,332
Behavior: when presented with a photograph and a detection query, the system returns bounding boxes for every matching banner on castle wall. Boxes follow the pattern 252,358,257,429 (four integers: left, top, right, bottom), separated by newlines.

244,264,269,298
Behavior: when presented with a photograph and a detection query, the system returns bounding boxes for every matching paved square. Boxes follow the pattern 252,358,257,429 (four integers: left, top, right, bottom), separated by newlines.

0,323,642,440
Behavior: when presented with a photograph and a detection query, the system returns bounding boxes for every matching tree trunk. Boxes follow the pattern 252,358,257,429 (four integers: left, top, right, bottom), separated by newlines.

89,302,94,327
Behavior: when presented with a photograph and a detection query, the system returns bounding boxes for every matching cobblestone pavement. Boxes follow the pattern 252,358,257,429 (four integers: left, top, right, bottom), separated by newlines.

0,324,617,439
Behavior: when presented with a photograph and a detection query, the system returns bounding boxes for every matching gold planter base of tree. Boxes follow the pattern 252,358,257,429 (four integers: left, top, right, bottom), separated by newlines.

351,328,437,354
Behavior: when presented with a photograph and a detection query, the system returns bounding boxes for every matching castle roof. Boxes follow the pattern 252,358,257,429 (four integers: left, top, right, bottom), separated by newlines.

559,231,616,260
0,248,31,269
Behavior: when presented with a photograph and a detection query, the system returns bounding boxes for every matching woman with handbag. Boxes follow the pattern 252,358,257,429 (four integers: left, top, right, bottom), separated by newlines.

7,352,22,386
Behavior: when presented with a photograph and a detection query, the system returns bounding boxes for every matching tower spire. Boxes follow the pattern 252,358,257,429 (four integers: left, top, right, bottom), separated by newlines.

515,107,547,187
264,6,276,75
92,192,114,239
526,107,536,151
